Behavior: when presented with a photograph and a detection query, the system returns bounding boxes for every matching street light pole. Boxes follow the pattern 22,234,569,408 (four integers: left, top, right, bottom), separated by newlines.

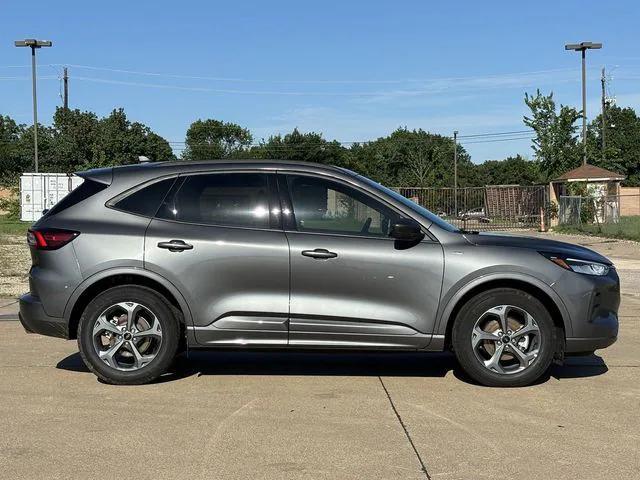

565,41,602,166
14,39,53,173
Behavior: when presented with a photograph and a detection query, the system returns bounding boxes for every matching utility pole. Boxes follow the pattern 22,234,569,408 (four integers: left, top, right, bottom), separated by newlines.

14,38,53,173
601,66,606,160
453,130,458,217
565,42,602,166
63,67,69,110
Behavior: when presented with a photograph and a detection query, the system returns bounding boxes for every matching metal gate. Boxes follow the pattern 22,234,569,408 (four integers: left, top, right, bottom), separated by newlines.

395,185,548,231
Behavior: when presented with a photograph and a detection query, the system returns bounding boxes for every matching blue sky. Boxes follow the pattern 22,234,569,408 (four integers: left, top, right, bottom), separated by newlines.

2,0,640,163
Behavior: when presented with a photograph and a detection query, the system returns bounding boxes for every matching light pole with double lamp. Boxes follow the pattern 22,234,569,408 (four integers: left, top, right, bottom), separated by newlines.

14,38,53,173
565,41,602,166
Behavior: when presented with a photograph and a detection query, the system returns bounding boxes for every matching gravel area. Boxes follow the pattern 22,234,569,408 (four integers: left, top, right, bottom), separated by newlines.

0,235,29,298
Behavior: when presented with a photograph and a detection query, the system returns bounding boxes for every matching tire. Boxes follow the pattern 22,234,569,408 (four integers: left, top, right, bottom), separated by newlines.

452,288,557,387
77,285,180,385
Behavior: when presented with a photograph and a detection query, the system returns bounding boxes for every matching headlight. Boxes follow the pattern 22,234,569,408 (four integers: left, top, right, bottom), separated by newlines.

540,252,611,276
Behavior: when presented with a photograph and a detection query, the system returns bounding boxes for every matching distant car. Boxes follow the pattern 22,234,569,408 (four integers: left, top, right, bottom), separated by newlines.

19,161,619,386
459,207,491,223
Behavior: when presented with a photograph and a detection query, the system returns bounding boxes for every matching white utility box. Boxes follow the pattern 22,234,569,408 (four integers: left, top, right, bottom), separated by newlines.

20,173,84,222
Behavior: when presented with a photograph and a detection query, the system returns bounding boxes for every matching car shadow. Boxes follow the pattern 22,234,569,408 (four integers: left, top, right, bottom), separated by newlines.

55,350,609,386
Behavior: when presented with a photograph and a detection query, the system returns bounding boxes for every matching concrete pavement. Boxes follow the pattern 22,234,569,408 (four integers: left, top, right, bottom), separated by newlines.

1,236,638,479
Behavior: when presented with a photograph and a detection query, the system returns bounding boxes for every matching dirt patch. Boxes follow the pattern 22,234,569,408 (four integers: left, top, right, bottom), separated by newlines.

0,235,29,297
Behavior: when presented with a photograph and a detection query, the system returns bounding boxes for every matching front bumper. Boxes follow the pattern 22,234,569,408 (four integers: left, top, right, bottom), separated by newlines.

560,269,620,354
19,293,69,339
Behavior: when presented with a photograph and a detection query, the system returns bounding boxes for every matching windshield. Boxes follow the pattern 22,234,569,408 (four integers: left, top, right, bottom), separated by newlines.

347,171,461,233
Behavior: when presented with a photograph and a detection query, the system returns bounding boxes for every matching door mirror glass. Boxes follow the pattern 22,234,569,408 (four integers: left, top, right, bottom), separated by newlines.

389,219,424,242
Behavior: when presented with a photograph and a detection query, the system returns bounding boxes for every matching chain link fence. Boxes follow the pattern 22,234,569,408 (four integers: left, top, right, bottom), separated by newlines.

556,194,640,240
395,185,548,231
559,195,624,225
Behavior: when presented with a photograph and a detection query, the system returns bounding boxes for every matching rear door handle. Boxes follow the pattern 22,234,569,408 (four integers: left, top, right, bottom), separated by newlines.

301,248,338,259
157,239,193,252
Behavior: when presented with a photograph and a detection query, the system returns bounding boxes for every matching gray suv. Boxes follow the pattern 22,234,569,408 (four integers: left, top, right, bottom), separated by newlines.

19,161,619,386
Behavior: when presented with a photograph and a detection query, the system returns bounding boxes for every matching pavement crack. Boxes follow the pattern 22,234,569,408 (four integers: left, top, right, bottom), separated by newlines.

378,376,431,480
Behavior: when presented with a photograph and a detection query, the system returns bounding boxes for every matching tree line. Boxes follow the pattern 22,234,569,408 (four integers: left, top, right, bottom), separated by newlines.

1,90,639,188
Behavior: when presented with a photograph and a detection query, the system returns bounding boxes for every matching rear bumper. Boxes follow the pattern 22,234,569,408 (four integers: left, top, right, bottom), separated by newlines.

19,293,69,339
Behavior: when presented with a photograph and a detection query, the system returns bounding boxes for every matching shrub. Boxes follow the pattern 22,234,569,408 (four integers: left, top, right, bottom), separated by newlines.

0,188,20,220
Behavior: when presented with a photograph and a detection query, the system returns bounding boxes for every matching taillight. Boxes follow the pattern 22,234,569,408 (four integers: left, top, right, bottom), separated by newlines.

27,229,80,250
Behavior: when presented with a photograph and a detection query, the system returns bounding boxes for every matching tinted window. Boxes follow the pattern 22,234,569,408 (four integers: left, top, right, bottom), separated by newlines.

347,170,460,233
159,173,271,228
286,175,400,237
45,179,108,217
113,177,176,217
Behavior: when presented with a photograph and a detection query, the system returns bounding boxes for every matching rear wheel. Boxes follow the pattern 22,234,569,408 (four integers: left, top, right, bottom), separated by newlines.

77,286,180,385
452,288,556,387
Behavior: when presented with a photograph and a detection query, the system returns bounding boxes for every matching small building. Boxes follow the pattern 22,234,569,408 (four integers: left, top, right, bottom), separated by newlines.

549,164,626,225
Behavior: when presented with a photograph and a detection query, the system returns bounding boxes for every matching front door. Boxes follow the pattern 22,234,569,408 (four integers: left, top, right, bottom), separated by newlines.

280,173,444,349
145,171,290,346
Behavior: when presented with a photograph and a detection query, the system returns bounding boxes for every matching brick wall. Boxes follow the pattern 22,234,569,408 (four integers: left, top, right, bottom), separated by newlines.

620,187,640,216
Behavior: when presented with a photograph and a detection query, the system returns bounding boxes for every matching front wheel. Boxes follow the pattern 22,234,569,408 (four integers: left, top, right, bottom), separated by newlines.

77,285,180,385
452,288,557,387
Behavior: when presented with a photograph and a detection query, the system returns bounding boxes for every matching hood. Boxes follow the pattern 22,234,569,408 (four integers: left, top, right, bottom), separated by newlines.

463,232,613,265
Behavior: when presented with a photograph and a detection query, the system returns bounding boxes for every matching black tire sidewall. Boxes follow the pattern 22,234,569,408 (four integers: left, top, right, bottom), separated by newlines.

452,288,556,387
77,285,180,385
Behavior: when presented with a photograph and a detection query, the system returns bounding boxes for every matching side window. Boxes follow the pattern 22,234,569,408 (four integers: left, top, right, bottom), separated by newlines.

158,173,271,229
286,175,400,237
112,177,176,217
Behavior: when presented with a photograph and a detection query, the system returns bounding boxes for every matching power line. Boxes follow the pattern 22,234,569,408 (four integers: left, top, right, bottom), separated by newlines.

169,134,535,151
459,135,535,145
52,63,581,85
167,128,535,146
0,75,57,80
457,130,532,139
69,76,411,96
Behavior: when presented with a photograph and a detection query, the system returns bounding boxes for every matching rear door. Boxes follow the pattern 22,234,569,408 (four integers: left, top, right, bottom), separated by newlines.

144,171,290,346
280,173,444,349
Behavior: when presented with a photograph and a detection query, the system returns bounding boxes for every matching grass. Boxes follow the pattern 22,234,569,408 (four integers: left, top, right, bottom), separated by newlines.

0,216,31,237
555,215,640,242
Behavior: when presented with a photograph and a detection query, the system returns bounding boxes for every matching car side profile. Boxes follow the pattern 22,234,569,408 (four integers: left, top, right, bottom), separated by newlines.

19,160,620,386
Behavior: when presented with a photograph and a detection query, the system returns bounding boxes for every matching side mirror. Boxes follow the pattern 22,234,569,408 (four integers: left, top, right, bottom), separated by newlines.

389,219,424,242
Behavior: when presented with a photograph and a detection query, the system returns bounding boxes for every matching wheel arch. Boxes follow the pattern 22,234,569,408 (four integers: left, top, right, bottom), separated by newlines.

64,268,193,340
437,275,571,351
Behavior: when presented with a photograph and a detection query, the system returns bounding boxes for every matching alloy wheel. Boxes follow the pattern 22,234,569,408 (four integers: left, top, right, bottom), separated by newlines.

92,302,163,371
471,304,541,375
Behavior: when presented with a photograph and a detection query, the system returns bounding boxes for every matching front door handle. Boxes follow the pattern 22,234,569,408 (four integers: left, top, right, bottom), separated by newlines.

157,239,193,252
301,248,338,259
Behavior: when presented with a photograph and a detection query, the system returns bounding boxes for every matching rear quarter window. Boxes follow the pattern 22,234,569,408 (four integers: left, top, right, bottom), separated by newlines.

111,177,177,217
44,179,108,217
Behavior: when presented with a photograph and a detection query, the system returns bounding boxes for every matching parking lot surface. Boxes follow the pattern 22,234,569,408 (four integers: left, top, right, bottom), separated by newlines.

1,233,638,480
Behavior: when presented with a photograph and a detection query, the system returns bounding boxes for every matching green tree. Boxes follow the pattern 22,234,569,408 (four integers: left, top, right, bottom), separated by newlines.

587,105,640,185
524,90,581,180
17,123,56,172
50,107,99,173
183,119,252,160
474,155,543,186
250,128,350,166
349,128,473,187
90,109,175,168
0,115,27,185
